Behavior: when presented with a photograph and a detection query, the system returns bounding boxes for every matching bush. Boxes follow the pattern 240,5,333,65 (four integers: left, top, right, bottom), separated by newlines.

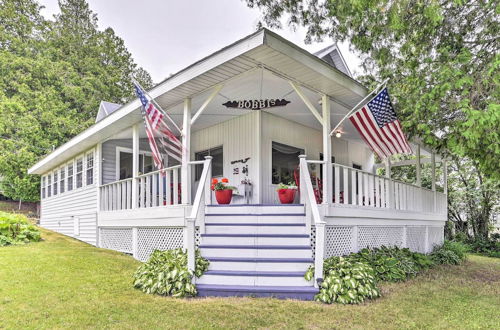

0,211,41,246
431,240,468,265
466,238,500,258
133,248,209,297
305,257,380,304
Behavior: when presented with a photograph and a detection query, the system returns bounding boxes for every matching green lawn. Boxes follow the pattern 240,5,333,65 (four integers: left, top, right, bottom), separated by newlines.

1,229,499,329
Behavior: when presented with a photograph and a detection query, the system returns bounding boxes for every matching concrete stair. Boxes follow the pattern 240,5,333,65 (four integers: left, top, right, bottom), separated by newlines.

197,204,317,300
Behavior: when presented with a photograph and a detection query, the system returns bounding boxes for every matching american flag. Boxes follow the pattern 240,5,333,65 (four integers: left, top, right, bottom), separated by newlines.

349,88,412,159
134,82,182,170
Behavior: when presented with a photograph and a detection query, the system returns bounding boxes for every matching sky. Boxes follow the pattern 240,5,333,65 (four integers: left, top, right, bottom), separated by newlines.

38,0,362,83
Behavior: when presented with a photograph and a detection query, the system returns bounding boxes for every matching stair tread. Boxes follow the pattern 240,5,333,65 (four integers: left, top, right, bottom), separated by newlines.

200,245,311,249
197,284,318,293
205,223,305,226
201,234,308,238
204,270,307,277
206,257,313,263
206,213,305,216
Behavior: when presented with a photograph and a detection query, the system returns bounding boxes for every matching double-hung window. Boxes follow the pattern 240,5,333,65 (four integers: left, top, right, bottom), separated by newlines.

60,167,65,193
53,172,58,196
67,162,74,191
194,146,223,181
41,176,46,199
47,175,52,197
76,157,83,188
86,151,94,185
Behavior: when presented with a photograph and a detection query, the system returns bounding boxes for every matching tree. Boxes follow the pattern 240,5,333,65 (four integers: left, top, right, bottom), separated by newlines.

245,0,499,180
0,0,153,202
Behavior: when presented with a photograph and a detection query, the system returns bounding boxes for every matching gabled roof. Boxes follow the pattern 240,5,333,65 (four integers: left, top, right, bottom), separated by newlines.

314,44,352,77
95,101,122,123
28,28,368,175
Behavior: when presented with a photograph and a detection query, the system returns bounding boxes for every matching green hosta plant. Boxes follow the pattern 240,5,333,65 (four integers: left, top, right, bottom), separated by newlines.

305,257,380,304
349,247,408,282
133,248,209,297
430,241,468,265
0,211,41,246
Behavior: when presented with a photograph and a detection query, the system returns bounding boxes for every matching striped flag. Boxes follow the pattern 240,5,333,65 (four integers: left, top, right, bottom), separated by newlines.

349,88,412,159
134,82,182,170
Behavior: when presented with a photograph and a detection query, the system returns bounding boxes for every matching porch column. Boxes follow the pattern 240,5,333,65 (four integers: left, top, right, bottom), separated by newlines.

322,94,332,205
431,152,436,211
443,159,448,195
181,98,192,204
132,123,140,209
416,144,421,187
385,157,394,208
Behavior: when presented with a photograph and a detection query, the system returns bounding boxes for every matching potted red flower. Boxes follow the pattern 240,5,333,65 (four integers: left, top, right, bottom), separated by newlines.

276,182,298,204
211,178,237,204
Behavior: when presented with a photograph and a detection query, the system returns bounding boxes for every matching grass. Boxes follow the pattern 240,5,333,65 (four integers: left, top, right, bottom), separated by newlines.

1,229,499,329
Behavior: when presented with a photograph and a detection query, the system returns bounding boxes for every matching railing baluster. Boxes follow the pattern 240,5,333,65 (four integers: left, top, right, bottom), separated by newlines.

375,176,380,207
358,171,363,205
166,170,172,205
380,178,386,208
117,182,122,210
146,175,151,208
173,168,179,205
334,165,340,204
343,167,349,205
159,171,164,207
369,174,374,206
351,170,357,206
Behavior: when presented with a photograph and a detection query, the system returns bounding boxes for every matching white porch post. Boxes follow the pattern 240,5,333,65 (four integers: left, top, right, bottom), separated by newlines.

416,144,421,187
385,157,394,208
443,159,448,195
431,152,436,211
322,94,332,205
131,123,139,209
181,98,192,204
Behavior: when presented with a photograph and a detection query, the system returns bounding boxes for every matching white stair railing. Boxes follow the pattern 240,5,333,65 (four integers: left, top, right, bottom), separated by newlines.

299,155,325,288
185,156,212,275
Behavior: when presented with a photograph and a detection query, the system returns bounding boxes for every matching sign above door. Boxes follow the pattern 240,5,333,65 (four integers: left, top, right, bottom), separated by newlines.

222,99,290,110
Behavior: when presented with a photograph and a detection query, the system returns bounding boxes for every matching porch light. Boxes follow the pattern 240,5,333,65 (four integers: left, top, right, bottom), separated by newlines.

335,131,342,138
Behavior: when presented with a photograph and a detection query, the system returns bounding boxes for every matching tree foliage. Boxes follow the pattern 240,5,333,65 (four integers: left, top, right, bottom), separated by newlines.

0,0,152,201
245,0,499,180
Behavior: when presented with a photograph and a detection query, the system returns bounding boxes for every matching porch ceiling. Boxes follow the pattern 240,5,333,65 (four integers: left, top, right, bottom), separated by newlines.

29,28,370,175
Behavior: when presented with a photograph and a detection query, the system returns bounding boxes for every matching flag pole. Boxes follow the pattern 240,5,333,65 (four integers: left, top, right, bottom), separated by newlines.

329,78,389,136
132,79,183,135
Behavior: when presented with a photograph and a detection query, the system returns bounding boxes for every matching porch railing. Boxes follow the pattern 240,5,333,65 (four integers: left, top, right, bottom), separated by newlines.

331,163,446,214
299,155,325,288
99,165,181,211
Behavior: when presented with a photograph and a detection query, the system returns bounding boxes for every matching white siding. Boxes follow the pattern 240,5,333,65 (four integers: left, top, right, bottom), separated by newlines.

191,112,260,203
40,147,99,246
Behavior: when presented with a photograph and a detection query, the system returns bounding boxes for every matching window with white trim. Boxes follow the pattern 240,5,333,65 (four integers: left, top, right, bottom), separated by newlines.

67,162,74,191
53,171,58,196
76,157,83,188
41,176,46,199
86,151,94,185
60,167,65,193
47,174,52,197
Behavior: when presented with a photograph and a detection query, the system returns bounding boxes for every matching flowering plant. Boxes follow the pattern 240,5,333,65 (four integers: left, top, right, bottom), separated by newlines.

211,178,237,191
276,181,298,191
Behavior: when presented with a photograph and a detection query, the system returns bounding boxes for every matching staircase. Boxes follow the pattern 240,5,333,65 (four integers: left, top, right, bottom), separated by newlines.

196,204,318,300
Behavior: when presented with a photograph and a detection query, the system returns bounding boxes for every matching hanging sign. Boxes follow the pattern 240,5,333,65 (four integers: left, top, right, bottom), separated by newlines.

222,99,290,110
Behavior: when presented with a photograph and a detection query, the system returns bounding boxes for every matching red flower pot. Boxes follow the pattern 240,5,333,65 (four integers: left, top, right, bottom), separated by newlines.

215,189,233,204
277,189,296,204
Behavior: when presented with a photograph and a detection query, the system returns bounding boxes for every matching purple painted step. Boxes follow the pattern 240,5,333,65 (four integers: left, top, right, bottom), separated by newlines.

196,284,318,300
201,234,309,238
206,257,313,263
204,270,306,277
207,204,304,207
199,245,311,249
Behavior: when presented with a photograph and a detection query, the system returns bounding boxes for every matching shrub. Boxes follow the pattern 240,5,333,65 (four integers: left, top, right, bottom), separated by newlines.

349,246,419,282
133,248,209,297
431,240,468,265
305,257,380,304
0,211,41,246
466,238,500,258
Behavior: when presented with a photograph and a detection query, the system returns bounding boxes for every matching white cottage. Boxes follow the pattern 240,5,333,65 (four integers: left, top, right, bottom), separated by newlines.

28,29,447,300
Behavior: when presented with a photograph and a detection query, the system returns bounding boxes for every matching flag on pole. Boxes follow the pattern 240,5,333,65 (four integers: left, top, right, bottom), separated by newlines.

134,82,182,170
348,87,412,159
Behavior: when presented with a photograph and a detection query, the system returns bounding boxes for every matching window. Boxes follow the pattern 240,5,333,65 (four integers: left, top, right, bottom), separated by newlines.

60,167,65,193
53,172,58,196
41,176,46,199
47,175,52,197
195,146,223,181
67,162,74,191
86,152,94,185
118,150,154,180
272,142,304,185
76,157,83,188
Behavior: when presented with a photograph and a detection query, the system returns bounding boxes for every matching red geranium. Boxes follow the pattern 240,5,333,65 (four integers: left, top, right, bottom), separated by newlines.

221,178,229,183
212,178,218,184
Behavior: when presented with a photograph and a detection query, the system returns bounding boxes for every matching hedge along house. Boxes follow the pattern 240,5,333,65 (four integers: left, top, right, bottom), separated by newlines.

28,29,447,300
